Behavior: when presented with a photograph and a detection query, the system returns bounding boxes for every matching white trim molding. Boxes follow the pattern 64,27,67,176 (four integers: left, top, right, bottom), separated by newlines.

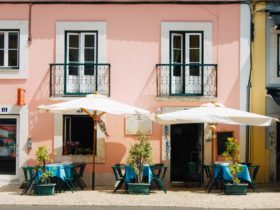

161,22,212,64
0,105,28,183
53,112,105,164
239,5,251,161
56,21,107,63
0,21,29,79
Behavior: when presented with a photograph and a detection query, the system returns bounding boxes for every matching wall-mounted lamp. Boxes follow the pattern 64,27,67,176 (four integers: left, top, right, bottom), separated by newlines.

267,12,272,19
27,138,32,149
273,25,280,30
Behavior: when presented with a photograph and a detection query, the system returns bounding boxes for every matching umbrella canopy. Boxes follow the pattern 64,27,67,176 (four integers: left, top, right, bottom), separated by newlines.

38,93,151,190
155,103,278,164
155,103,278,126
38,94,151,116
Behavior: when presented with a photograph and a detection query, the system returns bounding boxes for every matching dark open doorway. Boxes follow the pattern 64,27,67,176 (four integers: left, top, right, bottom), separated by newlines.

276,122,280,181
0,118,17,175
170,123,203,183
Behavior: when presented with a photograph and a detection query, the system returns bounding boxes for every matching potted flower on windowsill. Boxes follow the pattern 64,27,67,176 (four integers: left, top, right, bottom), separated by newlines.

127,134,153,195
33,146,56,196
223,137,248,195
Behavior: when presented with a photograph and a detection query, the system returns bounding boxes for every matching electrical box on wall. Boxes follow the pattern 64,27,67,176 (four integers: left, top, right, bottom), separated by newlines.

17,88,25,106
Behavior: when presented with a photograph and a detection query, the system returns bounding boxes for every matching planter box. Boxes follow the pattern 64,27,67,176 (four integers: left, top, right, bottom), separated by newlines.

33,183,56,196
224,183,248,195
127,183,150,195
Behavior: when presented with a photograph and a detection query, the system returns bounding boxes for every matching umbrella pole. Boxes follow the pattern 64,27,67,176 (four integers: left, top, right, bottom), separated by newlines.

210,124,217,164
212,130,216,164
92,119,97,190
81,108,106,190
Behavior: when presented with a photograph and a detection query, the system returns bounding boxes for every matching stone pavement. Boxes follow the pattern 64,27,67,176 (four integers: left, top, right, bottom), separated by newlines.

1,184,280,209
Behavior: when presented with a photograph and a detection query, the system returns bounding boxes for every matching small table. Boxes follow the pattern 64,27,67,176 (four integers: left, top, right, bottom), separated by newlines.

124,165,152,184
36,163,69,181
214,163,251,183
208,163,251,193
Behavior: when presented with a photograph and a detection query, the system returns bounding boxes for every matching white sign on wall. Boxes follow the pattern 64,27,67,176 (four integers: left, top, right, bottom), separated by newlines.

125,114,152,135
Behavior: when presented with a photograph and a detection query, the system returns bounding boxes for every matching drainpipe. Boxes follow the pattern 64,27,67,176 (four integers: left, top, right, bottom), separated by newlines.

28,3,32,45
0,0,272,5
245,2,254,163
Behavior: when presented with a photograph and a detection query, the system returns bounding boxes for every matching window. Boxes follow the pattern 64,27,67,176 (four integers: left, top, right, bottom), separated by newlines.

171,31,202,77
170,31,203,95
0,30,19,69
66,32,97,76
217,131,233,156
63,115,94,155
277,34,280,77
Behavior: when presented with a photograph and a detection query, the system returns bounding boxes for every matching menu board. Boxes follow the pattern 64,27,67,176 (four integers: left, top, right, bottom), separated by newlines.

125,114,152,135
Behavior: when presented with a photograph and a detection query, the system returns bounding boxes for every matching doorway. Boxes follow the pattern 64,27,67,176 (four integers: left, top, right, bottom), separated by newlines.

0,117,18,177
170,123,203,183
276,122,280,181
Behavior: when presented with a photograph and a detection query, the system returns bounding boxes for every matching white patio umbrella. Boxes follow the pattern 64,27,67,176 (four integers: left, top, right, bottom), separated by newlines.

38,93,151,190
154,103,278,163
155,103,277,126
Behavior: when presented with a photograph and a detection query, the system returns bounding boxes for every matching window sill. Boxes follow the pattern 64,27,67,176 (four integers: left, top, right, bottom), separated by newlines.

0,68,28,79
59,154,105,164
156,96,217,102
0,67,19,70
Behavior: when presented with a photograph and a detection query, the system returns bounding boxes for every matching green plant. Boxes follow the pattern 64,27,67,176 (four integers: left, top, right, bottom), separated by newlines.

223,137,242,184
35,146,53,184
127,134,153,183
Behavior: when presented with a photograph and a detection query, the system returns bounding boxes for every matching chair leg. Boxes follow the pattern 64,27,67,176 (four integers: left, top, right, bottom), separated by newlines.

21,178,34,195
79,178,87,189
205,179,211,190
65,180,74,193
113,179,124,193
207,178,215,193
249,182,257,192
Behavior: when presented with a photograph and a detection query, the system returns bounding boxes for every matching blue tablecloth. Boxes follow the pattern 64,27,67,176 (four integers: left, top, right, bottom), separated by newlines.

36,163,70,181
213,163,251,183
125,165,152,184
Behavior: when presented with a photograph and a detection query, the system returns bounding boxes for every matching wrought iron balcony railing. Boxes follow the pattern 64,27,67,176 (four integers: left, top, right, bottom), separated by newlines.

50,63,110,97
156,64,218,97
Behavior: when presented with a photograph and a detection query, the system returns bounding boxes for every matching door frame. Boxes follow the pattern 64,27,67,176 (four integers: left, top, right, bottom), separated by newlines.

268,114,280,182
0,115,19,180
160,106,208,185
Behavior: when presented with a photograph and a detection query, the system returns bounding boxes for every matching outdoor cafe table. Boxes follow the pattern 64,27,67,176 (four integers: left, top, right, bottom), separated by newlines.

36,163,71,181
213,163,251,183
208,162,251,193
124,165,153,184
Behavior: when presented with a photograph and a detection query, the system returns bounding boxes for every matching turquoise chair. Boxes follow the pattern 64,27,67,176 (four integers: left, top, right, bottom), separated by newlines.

111,164,126,193
63,165,76,192
21,166,36,195
150,163,167,193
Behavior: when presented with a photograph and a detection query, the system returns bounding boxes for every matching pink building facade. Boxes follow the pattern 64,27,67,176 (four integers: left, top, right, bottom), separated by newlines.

0,1,250,187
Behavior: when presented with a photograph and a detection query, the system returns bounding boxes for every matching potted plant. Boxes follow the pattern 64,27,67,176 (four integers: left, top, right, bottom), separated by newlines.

127,134,153,195
223,137,248,195
33,146,56,195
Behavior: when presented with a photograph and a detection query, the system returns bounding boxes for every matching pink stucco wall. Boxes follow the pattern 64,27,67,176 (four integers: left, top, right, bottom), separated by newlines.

0,4,240,173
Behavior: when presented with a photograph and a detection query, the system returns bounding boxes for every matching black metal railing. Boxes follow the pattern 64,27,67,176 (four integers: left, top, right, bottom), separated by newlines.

50,63,111,97
155,64,218,97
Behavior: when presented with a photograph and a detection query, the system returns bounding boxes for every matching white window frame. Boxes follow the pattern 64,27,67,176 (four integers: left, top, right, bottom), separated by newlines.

66,32,97,64
185,33,202,65
0,30,19,68
56,22,106,63
0,21,29,79
161,22,212,64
